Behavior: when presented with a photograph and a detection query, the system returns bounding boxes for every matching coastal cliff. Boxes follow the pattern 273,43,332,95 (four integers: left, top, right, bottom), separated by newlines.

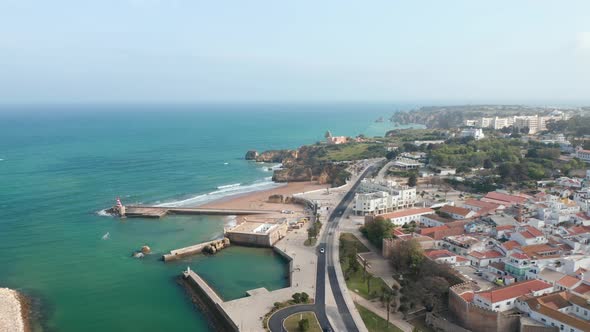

246,145,350,187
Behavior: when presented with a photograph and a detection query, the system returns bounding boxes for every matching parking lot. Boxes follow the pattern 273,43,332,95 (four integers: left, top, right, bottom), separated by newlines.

454,265,496,290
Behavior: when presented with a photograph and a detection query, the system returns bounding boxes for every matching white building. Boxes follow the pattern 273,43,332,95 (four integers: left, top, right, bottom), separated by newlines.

353,179,417,216
377,207,433,226
516,291,590,332
472,279,553,312
575,148,590,163
460,128,485,140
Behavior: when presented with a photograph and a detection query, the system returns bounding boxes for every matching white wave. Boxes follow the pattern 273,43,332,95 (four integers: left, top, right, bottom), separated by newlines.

224,162,229,165
0,159,4,161
156,179,284,208
217,183,241,190
260,163,282,172
96,209,113,217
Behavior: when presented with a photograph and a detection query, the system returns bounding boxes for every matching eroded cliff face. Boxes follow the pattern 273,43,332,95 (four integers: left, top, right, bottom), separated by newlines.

251,145,349,187
254,150,298,163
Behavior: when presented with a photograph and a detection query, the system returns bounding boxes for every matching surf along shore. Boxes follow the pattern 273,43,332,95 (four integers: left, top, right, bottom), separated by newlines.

0,288,29,332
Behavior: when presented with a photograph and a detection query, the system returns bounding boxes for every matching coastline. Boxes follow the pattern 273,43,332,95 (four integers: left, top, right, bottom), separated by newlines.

0,288,28,332
200,181,326,221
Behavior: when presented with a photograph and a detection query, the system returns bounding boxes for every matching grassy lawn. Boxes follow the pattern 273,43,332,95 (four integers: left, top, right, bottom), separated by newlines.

355,303,403,332
339,233,388,300
340,233,370,253
304,238,317,246
346,269,389,300
284,312,322,332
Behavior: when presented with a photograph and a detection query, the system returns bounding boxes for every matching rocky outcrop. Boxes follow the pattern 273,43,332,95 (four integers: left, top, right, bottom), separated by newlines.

272,166,313,182
245,150,258,160
202,238,231,255
255,150,298,163
251,145,350,187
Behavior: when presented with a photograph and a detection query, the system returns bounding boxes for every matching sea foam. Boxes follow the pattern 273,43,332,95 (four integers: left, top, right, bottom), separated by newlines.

155,179,283,208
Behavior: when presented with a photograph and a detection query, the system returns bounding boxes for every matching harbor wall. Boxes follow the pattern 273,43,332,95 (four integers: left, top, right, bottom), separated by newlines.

183,271,238,332
272,246,293,287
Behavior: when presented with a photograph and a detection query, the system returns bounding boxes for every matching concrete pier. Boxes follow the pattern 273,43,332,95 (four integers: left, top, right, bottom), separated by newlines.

182,269,239,332
163,239,226,261
122,205,280,218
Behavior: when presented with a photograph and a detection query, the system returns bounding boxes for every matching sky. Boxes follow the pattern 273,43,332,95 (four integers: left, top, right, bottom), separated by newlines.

0,0,589,105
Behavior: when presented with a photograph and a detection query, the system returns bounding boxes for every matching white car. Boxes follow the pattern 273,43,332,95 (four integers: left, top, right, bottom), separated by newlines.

320,248,325,254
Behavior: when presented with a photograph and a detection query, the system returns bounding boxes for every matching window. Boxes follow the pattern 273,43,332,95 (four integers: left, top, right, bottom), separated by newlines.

541,318,546,322
506,301,511,305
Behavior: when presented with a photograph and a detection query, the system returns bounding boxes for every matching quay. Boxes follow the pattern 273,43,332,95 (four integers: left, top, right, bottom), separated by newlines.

118,205,281,218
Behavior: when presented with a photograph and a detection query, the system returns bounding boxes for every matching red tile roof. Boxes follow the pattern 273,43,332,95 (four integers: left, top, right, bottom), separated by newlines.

378,208,433,220
573,283,590,296
567,226,590,236
511,252,530,260
439,205,473,217
469,250,504,259
424,249,455,260
556,275,581,288
518,226,543,239
461,292,475,302
477,279,552,303
484,192,527,204
420,225,449,235
496,225,515,231
502,240,521,250
464,199,501,210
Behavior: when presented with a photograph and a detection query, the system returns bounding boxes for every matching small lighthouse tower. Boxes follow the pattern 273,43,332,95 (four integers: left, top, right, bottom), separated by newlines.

116,197,126,217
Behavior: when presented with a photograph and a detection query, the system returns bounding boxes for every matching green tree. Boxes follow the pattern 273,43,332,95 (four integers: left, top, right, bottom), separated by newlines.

298,318,310,331
292,293,302,303
483,159,493,169
300,292,310,303
408,173,417,187
360,217,393,248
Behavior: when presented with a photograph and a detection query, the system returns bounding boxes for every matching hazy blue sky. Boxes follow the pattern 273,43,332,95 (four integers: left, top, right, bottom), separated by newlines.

1,1,589,104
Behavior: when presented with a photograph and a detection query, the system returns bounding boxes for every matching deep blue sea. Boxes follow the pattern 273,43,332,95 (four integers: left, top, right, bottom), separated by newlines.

0,103,415,332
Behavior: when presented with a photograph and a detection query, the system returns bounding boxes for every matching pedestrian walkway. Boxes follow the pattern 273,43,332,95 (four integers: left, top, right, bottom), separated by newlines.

351,293,414,332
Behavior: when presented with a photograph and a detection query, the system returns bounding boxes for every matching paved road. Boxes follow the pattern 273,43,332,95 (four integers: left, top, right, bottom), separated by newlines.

268,164,375,332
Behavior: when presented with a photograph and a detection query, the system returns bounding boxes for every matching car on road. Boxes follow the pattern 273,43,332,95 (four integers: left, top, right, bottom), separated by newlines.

319,248,325,254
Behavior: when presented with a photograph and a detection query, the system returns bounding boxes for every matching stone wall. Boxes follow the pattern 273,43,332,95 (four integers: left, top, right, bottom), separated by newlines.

520,324,558,332
448,283,521,332
425,312,471,332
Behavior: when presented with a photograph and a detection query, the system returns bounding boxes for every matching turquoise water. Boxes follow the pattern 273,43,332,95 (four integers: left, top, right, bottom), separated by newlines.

0,104,413,332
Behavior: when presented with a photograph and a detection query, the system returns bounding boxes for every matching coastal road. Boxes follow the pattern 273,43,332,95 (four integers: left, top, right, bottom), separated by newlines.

269,162,377,332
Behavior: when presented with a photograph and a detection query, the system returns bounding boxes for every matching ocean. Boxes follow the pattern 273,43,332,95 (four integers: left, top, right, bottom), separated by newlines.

0,103,416,332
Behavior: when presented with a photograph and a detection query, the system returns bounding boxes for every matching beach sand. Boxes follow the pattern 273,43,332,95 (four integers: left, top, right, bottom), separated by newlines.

200,181,327,224
201,181,327,211
0,288,26,332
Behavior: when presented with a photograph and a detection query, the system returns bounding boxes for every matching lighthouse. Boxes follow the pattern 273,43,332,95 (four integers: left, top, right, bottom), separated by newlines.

116,197,126,216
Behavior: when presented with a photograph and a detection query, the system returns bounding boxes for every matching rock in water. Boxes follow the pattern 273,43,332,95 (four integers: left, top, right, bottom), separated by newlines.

132,252,145,259
245,150,258,160
141,245,151,254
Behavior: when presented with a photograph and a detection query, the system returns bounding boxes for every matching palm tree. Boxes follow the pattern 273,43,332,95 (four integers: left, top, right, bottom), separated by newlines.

362,259,369,281
367,274,374,296
382,286,393,327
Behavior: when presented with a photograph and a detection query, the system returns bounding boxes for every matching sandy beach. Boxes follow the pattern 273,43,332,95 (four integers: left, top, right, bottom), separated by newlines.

0,288,26,332
201,181,327,211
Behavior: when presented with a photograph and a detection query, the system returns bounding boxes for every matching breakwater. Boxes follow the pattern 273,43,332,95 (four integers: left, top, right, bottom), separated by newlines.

163,238,230,261
181,269,239,332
